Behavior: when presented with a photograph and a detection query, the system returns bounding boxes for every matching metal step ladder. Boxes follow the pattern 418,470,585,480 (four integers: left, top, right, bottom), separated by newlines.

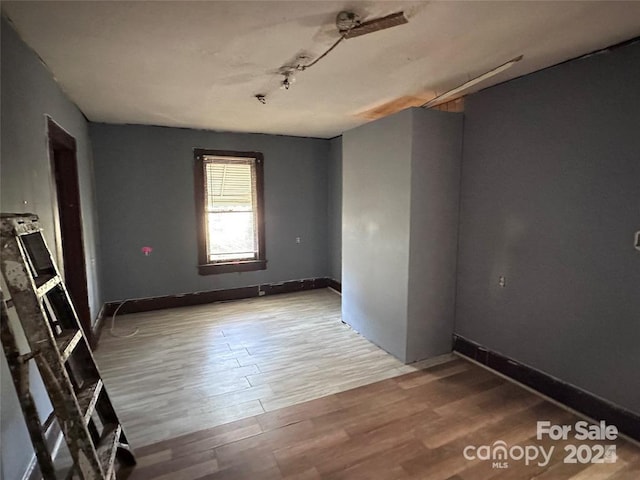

1,213,135,479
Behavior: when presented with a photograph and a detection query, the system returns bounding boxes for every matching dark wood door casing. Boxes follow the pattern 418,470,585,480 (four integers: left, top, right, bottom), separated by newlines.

47,117,93,345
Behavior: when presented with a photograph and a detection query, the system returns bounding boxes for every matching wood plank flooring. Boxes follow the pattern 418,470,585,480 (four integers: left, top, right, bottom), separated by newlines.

95,289,438,447
122,357,640,479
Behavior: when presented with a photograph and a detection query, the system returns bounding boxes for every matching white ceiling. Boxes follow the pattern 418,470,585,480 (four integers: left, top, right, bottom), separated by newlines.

3,1,640,138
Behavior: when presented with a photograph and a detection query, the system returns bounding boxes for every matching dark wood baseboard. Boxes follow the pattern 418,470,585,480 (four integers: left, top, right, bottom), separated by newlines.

94,277,335,346
101,285,258,318
453,334,640,442
260,277,328,295
327,278,341,293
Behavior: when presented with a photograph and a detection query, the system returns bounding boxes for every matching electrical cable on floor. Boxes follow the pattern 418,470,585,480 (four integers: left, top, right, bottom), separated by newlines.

109,299,139,338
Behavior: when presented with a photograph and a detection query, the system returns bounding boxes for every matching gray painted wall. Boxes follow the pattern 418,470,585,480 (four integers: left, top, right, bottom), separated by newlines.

90,123,330,301
406,109,463,362
342,110,413,360
342,108,463,362
456,41,640,414
327,136,342,282
1,17,101,480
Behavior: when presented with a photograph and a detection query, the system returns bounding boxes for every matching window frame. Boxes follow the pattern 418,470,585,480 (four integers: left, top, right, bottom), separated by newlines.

194,148,266,275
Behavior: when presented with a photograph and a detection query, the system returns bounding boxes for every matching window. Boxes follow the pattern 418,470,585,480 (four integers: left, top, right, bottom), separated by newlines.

194,149,266,275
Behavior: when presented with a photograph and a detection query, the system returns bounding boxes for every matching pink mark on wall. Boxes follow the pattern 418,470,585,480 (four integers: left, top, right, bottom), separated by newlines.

141,246,153,256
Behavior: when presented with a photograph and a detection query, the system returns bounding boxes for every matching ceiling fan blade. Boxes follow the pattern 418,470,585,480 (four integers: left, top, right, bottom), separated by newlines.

345,12,408,39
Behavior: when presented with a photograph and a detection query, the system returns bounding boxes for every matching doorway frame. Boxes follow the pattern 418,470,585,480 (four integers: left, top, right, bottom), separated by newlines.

46,116,93,346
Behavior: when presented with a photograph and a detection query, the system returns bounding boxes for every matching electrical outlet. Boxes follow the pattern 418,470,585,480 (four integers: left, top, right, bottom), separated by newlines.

498,276,506,288
295,237,301,244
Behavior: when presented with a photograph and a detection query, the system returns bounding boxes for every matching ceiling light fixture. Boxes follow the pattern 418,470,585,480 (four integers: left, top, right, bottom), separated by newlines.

278,10,409,92
297,11,408,73
280,71,296,90
421,55,524,108
341,11,408,39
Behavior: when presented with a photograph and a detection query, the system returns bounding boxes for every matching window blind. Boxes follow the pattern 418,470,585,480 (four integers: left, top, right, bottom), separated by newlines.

204,157,256,210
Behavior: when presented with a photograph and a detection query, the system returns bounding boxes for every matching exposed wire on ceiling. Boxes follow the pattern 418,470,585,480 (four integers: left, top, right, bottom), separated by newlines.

278,11,408,89
296,31,352,72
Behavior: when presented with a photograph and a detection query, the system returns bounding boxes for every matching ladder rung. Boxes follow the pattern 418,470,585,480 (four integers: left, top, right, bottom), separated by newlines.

13,219,41,236
42,410,56,433
36,276,61,297
56,330,82,361
97,424,122,480
77,379,103,424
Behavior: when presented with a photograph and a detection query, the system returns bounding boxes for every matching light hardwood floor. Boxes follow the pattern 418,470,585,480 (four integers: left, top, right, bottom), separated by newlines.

95,289,440,448
122,357,640,480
